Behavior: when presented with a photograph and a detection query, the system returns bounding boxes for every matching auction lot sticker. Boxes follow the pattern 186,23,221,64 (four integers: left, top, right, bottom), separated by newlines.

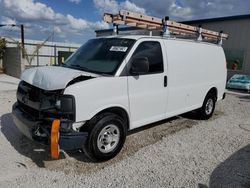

110,46,128,52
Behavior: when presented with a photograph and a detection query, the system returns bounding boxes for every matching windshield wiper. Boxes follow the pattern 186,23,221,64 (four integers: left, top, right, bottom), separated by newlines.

64,64,111,76
68,64,91,72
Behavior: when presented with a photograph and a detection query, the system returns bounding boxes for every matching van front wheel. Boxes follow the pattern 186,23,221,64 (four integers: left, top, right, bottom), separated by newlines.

84,113,126,161
197,93,216,120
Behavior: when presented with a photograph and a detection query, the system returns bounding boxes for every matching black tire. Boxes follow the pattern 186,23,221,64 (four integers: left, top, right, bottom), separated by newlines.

83,113,127,161
197,92,216,120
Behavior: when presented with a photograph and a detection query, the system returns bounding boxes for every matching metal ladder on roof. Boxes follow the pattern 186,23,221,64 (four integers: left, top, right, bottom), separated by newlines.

103,10,229,45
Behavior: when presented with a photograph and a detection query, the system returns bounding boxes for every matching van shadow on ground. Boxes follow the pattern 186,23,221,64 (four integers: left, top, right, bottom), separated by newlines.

0,113,67,167
0,109,222,170
198,144,250,188
237,95,250,103
1,112,201,173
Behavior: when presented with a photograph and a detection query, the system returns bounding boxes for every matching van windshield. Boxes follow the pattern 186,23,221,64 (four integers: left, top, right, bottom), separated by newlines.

63,38,135,75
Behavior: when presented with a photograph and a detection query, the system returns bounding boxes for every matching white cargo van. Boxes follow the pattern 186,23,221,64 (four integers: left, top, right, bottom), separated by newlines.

12,35,227,161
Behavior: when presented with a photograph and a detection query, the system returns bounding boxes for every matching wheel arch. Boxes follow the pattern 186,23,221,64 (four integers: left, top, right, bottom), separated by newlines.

87,106,130,131
206,87,218,101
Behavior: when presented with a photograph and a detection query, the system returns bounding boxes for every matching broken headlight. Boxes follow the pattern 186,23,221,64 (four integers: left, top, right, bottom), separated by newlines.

55,95,75,113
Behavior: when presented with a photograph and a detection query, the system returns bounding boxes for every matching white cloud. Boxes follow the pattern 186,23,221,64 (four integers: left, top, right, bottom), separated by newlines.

121,1,146,14
93,0,146,14
133,0,250,21
93,0,119,14
93,21,109,30
67,14,90,30
0,0,110,42
54,26,62,34
69,0,81,4
1,17,16,25
169,2,193,20
0,17,19,34
2,0,58,21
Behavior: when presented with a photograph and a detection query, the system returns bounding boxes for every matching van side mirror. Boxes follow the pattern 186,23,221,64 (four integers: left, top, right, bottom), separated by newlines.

130,57,149,75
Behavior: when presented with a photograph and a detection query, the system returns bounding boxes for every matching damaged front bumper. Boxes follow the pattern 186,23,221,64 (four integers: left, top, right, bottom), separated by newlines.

12,102,88,153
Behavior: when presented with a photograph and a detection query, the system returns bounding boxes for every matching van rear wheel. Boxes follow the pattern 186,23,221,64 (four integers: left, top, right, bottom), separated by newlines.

84,113,126,161
197,93,216,120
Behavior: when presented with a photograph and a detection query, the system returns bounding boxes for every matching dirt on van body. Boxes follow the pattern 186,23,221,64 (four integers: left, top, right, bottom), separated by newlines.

0,74,250,188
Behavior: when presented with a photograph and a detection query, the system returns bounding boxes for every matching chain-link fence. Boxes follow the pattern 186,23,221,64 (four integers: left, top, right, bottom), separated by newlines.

6,39,80,67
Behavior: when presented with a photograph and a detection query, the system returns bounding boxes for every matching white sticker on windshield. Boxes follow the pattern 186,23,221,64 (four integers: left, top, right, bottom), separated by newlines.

110,46,128,52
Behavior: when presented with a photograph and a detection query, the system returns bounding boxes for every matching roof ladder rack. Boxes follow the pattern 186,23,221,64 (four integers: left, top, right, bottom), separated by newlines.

103,10,229,44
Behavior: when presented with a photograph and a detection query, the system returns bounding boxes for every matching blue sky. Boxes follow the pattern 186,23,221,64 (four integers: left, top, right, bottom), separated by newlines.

0,0,249,44
40,0,99,22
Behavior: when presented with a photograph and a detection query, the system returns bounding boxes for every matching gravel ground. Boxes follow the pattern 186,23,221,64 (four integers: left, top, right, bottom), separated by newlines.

0,74,250,188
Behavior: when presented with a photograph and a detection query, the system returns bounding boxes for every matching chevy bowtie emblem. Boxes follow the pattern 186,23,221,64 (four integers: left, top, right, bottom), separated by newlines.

22,95,28,104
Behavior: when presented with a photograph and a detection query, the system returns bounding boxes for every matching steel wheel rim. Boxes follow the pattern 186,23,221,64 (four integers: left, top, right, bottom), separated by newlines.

97,124,120,153
205,98,214,115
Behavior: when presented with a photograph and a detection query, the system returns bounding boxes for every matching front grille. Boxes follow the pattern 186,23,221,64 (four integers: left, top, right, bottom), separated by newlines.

17,82,40,101
17,100,40,118
17,81,62,104
16,81,75,121
16,81,63,119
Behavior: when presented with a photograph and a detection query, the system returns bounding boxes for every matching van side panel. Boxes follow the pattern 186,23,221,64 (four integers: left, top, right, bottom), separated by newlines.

164,40,226,116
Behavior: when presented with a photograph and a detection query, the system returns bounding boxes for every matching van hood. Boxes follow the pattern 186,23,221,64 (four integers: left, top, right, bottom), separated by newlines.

21,66,100,90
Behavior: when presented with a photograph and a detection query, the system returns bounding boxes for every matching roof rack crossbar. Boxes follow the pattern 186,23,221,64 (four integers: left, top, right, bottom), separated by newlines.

103,10,229,44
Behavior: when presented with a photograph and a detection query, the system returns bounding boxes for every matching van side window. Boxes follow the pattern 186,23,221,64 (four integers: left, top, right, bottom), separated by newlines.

131,41,163,74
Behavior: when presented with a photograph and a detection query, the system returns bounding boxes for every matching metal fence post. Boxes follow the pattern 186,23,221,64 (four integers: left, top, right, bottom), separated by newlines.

37,49,39,66
54,44,57,65
21,24,25,58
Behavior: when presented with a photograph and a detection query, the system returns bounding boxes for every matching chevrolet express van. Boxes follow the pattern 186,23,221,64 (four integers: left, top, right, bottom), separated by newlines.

12,35,227,161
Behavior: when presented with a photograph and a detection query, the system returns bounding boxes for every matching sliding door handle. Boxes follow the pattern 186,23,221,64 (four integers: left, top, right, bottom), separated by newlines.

164,75,167,87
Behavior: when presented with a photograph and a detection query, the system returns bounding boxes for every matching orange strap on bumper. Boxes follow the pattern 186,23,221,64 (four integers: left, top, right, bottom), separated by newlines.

51,119,60,159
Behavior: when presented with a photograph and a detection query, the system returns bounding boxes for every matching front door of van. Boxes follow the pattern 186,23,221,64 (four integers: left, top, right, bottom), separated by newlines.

126,40,167,129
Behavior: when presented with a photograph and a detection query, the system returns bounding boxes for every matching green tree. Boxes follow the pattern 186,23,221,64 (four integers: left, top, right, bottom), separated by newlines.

0,38,6,59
